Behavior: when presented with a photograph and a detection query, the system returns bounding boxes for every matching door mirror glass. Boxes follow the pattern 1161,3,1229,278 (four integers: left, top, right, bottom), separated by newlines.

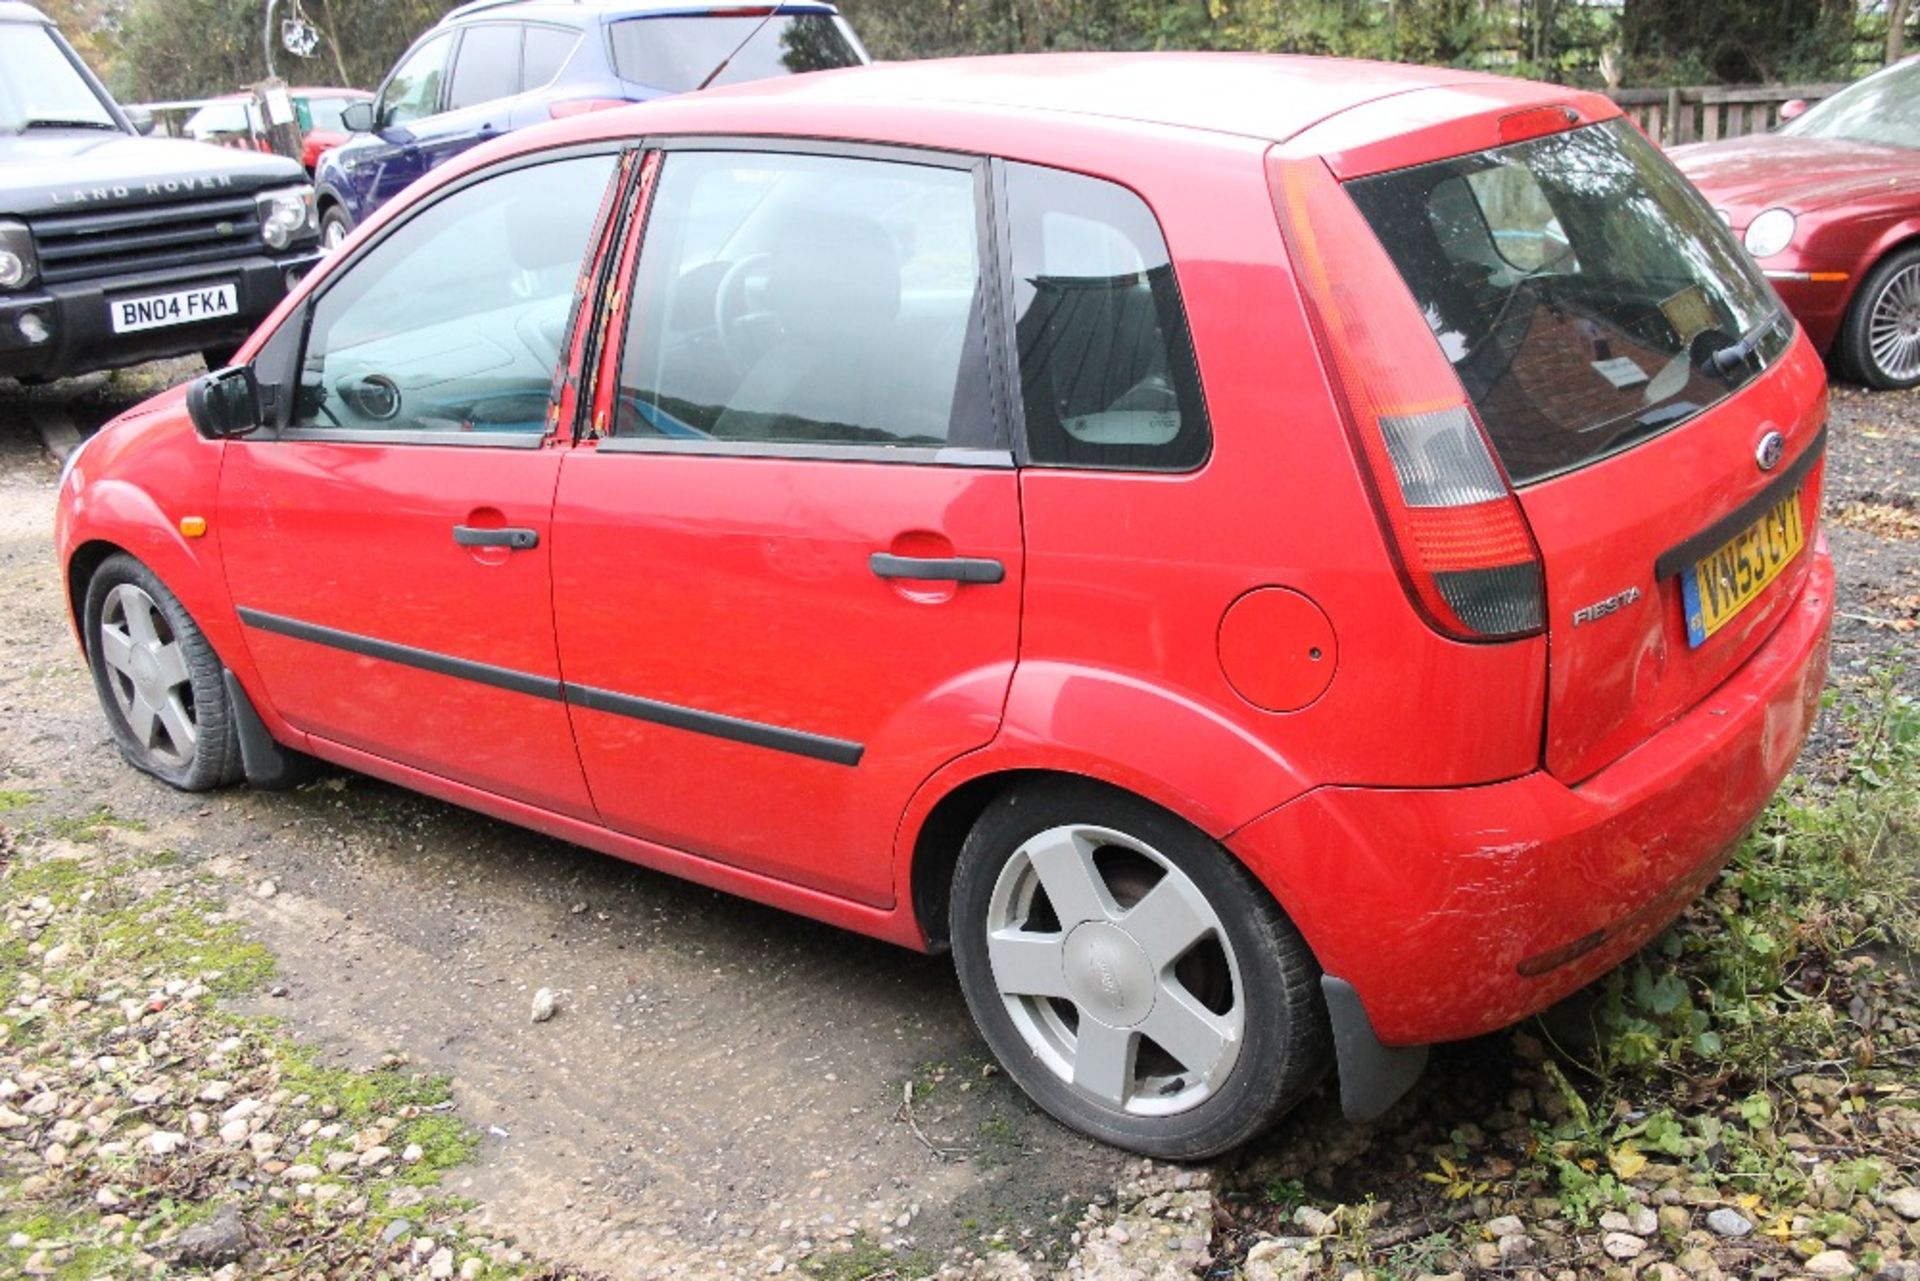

186,365,262,439
340,99,373,132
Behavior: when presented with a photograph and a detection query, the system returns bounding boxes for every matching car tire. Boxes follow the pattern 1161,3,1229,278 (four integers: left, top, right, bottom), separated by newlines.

320,205,353,253
1839,244,1920,390
83,553,242,792
949,778,1329,1159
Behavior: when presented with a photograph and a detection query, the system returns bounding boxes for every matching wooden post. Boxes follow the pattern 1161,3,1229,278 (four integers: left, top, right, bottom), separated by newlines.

248,78,304,163
1664,86,1681,146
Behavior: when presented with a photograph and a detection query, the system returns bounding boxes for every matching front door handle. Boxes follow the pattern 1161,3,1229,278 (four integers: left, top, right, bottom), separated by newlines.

453,525,538,550
869,552,1004,584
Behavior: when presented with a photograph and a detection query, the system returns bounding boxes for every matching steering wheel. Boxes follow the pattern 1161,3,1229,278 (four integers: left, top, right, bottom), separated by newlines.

712,253,777,375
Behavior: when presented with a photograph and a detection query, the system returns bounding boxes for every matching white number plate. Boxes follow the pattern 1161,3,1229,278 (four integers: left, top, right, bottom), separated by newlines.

110,283,239,334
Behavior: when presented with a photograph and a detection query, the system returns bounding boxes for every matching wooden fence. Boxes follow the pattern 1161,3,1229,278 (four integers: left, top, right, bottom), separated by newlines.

1608,83,1847,146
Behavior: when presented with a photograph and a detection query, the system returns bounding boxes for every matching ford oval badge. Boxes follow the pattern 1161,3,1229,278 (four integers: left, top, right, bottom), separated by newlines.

1755,430,1785,471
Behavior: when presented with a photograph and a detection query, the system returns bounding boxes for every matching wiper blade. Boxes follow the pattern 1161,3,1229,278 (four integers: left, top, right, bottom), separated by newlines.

21,118,118,130
1710,306,1783,375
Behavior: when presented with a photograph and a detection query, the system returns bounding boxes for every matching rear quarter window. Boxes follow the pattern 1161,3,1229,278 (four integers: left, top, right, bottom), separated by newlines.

1005,163,1209,471
608,15,861,93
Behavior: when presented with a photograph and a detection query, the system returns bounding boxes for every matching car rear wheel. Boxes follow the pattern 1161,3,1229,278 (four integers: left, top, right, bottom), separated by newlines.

949,779,1328,1158
1840,245,1920,390
83,554,241,791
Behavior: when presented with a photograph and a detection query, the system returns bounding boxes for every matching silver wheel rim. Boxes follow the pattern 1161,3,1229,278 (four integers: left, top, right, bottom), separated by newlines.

1867,262,1920,381
98,583,197,768
985,824,1244,1117
321,219,346,251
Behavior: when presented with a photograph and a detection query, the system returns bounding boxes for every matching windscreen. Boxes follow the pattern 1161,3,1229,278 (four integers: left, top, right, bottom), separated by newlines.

0,25,118,133
608,14,861,93
1778,59,1920,149
1344,119,1789,485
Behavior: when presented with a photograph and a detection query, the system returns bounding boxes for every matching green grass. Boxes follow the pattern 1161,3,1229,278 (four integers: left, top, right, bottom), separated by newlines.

0,788,35,813
802,1233,938,1281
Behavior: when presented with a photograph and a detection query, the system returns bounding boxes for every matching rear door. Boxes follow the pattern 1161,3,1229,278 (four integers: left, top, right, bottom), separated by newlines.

1345,118,1826,783
549,143,1020,906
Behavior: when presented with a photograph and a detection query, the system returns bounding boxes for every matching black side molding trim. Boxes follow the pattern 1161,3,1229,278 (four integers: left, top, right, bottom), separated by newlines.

565,683,864,766
1320,975,1428,1123
236,608,564,702
234,607,862,766
1652,425,1826,582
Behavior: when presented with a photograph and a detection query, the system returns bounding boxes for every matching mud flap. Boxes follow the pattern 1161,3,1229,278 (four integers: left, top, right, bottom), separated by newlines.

222,669,316,791
1320,975,1428,1122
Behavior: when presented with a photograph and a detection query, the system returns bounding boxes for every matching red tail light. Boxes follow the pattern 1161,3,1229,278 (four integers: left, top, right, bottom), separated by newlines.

1268,152,1545,642
548,98,630,119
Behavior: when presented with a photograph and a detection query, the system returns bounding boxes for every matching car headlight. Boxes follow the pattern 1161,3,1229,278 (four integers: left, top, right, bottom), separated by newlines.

1744,208,1796,259
0,219,38,290
256,184,319,251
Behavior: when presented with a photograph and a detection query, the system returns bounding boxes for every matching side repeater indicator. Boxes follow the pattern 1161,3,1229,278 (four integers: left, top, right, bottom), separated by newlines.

179,516,208,538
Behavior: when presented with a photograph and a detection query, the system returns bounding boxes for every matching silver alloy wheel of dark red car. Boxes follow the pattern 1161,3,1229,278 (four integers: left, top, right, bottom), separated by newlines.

1844,246,1920,390
950,778,1329,1158
83,554,241,791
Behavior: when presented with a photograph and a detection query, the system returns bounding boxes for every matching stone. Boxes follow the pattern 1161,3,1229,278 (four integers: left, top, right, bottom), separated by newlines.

1804,1251,1853,1277
357,1145,392,1168
165,1204,249,1268
429,1246,455,1279
146,1131,186,1157
254,880,277,899
1602,1233,1646,1261
530,989,558,1024
1471,1242,1502,1269
1486,1215,1526,1238
1627,1205,1658,1236
196,1082,232,1103
1887,1188,1920,1221
1705,1208,1752,1238
1657,1206,1691,1237
403,1143,424,1163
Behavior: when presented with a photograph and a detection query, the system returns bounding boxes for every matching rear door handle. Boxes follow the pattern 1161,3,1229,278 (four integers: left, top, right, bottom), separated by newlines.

453,525,538,550
869,552,1004,584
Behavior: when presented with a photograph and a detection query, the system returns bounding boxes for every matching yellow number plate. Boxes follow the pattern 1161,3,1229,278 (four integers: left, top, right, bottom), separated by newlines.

1681,489,1805,647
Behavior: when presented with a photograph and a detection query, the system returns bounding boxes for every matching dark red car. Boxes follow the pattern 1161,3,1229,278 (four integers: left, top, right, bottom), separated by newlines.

56,54,1833,1157
1673,57,1920,388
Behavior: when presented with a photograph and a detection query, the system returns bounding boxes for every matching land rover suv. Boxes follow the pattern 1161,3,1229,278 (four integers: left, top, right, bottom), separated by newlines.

0,2,324,381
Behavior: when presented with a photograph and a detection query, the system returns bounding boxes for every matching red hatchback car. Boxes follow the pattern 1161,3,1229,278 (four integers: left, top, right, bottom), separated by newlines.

1673,57,1920,389
56,54,1833,1158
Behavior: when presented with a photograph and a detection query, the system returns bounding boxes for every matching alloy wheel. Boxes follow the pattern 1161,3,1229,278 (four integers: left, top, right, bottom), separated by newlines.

1867,261,1920,382
983,823,1244,1117
97,582,197,769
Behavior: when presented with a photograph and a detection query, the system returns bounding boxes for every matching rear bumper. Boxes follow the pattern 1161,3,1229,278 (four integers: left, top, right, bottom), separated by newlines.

1230,538,1833,1047
0,250,321,381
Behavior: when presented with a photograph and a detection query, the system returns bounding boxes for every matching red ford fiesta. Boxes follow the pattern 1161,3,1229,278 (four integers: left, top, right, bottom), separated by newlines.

55,53,1833,1158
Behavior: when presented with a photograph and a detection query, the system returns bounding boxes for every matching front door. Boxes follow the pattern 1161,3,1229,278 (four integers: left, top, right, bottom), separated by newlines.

221,150,622,816
551,145,1022,905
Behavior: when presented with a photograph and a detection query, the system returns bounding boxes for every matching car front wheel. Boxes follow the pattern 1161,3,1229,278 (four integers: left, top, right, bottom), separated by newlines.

320,205,353,253
83,553,241,791
1841,245,1920,390
950,779,1329,1158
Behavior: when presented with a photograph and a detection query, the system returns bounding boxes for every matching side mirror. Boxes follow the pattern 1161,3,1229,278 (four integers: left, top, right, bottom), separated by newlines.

341,100,374,133
1778,98,1809,123
125,106,156,135
186,366,262,439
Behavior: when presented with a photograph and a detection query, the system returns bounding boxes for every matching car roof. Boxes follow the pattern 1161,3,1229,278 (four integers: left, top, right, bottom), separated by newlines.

0,1,50,23
674,52,1526,144
440,0,838,27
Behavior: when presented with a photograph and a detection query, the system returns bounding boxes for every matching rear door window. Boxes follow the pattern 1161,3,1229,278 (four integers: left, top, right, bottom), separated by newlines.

447,23,522,112
608,15,862,92
614,149,991,452
1344,120,1788,485
1004,163,1209,471
522,25,578,89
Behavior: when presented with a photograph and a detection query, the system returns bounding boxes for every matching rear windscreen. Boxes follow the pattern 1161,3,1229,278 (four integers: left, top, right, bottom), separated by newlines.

1344,120,1789,485
609,14,861,93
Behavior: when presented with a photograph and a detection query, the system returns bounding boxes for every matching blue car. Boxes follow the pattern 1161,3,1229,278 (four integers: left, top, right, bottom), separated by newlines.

314,0,867,247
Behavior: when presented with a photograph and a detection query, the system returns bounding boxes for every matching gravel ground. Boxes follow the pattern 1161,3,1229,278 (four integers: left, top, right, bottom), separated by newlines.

0,365,1914,1280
